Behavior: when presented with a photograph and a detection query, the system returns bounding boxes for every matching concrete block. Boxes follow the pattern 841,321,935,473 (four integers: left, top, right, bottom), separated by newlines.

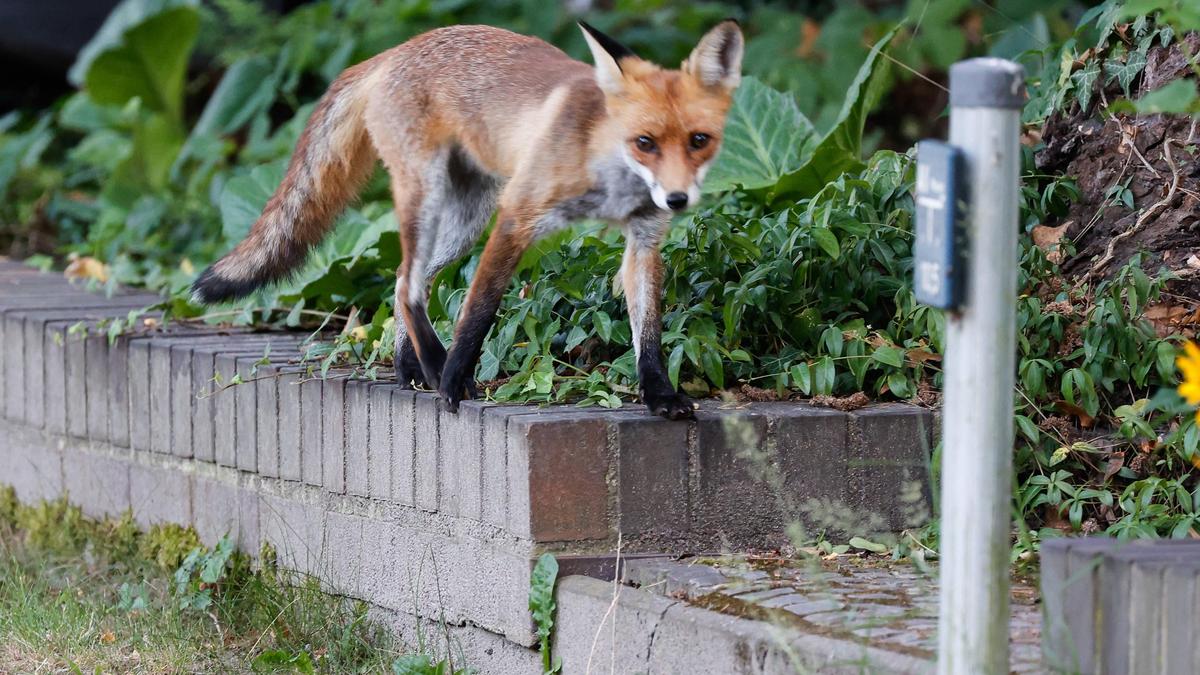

213,352,241,467
321,374,345,492
613,414,689,536
367,384,393,500
480,406,512,529
508,412,610,542
190,345,217,463
1062,538,1124,674
64,326,89,439
301,377,323,485
413,393,440,512
277,368,303,481
4,315,25,421
42,322,67,433
846,404,934,531
343,378,369,496
193,477,259,550
554,576,664,673
319,510,364,597
260,493,324,574
441,399,485,520
108,336,131,447
235,354,260,472
390,389,416,506
0,422,63,503
85,334,110,442
62,450,131,519
168,343,194,458
22,316,43,427
149,341,173,453
1163,561,1200,675
256,364,280,478
129,463,191,528
127,339,152,452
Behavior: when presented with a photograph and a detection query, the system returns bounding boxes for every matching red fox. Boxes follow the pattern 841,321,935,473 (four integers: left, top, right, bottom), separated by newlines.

192,21,744,419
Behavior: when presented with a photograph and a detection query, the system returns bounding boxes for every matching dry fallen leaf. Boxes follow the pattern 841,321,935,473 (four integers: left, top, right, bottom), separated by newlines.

1103,450,1126,483
100,630,116,644
1032,223,1071,264
64,256,109,283
1053,399,1095,428
906,348,942,364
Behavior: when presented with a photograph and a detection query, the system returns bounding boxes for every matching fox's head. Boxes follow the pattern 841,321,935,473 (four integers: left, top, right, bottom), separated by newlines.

581,20,744,213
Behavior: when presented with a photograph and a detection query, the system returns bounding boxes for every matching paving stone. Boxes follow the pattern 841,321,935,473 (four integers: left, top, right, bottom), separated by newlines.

663,564,729,598
778,598,847,615
732,586,794,602
613,414,689,536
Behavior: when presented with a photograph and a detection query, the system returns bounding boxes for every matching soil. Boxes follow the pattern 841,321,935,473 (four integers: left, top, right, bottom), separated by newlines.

1035,34,1200,302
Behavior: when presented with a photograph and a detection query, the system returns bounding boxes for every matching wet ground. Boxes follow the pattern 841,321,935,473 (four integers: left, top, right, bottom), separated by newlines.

624,556,1043,673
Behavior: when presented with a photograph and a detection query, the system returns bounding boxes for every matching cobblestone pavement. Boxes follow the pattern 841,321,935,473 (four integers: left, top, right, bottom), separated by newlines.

624,556,1043,673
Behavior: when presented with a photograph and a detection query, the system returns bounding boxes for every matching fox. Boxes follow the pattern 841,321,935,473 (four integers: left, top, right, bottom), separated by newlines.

191,20,744,420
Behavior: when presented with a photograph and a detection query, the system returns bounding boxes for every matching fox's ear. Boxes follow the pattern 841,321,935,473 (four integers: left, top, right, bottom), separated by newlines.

579,21,634,95
685,20,744,91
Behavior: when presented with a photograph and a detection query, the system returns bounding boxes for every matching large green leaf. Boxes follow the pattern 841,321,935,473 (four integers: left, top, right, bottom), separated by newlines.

68,0,201,121
772,27,898,201
703,77,817,193
219,161,287,244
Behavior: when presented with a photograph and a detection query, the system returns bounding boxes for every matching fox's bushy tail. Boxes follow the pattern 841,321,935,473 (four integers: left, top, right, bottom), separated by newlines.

191,60,378,304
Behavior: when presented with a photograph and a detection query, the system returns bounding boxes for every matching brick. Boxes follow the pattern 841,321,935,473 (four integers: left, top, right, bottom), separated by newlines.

510,412,610,541
1100,545,1200,674
301,376,323,485
480,407,512,528
42,322,67,433
1062,538,1125,674
614,414,689,535
367,384,393,500
129,463,192,528
213,352,242,467
441,399,486,520
168,342,195,457
190,345,218,463
390,389,416,506
63,452,130,519
22,316,43,427
127,339,152,452
64,325,89,438
846,404,934,531
277,368,304,481
149,341,173,452
768,403,851,527
321,374,345,492
693,408,778,544
413,393,441,512
1164,561,1200,675
343,379,369,494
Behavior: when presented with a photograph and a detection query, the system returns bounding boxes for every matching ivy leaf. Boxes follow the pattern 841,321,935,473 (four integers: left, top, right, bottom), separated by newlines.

703,77,817,193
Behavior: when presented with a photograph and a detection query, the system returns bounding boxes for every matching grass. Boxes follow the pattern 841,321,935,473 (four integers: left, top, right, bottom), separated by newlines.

0,489,407,673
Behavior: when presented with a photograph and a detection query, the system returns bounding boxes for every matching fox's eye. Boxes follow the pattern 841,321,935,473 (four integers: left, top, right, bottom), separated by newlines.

689,133,711,150
635,135,657,153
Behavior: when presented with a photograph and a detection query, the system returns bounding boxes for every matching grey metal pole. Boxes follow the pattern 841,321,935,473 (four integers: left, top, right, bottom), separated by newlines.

936,58,1025,675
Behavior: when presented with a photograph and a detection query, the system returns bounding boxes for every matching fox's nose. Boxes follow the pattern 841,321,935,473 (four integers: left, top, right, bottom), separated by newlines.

666,192,689,211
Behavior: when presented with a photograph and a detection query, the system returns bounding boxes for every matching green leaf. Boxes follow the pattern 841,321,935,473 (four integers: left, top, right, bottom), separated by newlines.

872,345,905,368
848,536,888,553
529,552,560,673
593,311,613,342
220,161,287,244
790,363,812,395
703,77,817,192
70,0,202,121
810,227,840,260
1134,79,1200,114
772,27,898,200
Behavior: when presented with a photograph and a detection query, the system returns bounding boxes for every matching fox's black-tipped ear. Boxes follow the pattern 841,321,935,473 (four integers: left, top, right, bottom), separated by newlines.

579,21,635,94
685,19,744,91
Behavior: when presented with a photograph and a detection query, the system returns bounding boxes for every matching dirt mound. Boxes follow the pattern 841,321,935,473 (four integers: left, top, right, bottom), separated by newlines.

1036,34,1200,296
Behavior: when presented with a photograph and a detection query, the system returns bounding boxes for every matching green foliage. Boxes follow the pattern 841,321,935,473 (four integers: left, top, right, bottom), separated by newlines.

529,553,561,675
173,535,236,611
138,523,203,571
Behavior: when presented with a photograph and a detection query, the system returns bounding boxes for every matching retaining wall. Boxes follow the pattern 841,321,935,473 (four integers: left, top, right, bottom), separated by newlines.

0,260,936,672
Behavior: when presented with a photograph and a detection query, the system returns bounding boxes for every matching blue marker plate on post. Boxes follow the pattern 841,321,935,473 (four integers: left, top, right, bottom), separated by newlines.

914,140,966,310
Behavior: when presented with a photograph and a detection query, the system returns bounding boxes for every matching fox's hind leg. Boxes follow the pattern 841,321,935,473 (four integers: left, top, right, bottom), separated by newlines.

393,146,498,389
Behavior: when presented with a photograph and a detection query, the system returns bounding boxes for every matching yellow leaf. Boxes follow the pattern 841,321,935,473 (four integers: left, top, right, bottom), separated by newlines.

64,256,109,283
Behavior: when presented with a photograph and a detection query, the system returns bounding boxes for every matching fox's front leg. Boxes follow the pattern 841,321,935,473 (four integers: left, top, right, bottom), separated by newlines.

622,227,694,420
439,212,533,412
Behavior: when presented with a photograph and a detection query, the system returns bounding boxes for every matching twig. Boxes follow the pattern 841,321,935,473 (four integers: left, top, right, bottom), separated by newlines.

1086,139,1181,278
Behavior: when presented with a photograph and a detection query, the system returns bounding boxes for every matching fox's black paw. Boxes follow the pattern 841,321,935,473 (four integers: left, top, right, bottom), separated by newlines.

642,388,696,420
436,368,477,414
395,342,429,389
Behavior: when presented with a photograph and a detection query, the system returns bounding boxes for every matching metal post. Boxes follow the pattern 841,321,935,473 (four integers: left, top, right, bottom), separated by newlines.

937,58,1025,675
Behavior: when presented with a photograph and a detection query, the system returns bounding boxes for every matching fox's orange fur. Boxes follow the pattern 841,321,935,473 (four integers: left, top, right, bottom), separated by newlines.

193,21,744,418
